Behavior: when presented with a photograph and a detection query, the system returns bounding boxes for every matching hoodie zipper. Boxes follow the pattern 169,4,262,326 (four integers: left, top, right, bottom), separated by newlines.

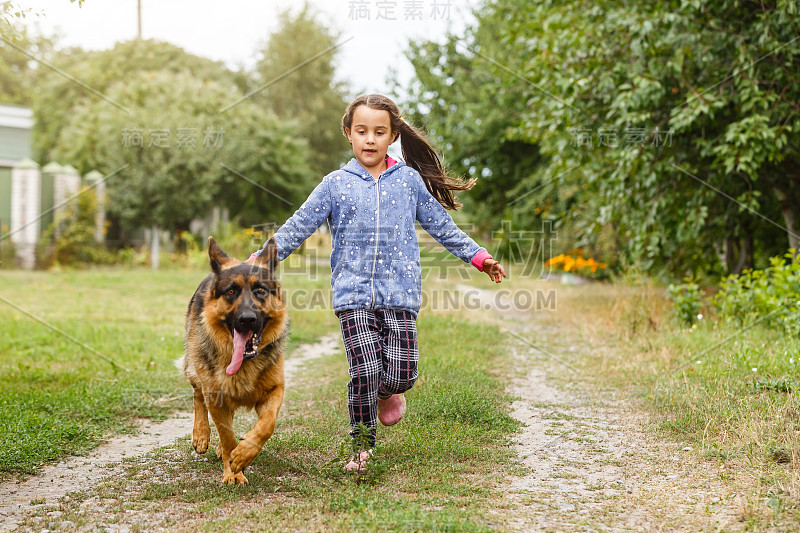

369,175,381,308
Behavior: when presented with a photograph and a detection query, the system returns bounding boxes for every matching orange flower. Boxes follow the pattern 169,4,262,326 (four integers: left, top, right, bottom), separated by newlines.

545,254,566,266
545,252,607,274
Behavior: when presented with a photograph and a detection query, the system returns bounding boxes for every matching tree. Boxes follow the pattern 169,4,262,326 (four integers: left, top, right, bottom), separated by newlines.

404,0,800,276
1,0,81,100
30,39,239,164
215,122,316,231
252,5,351,177
45,40,314,268
400,23,545,242
1,1,30,40
0,25,58,105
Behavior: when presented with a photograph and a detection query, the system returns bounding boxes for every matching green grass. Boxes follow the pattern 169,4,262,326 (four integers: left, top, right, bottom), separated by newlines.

643,325,800,528
49,312,519,532
3,265,522,531
645,324,800,469
593,313,800,466
0,267,333,476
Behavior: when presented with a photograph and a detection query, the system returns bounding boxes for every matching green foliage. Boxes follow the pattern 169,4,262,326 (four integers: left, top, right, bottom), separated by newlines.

252,6,351,177
401,31,544,240
30,39,236,164
0,25,56,105
215,122,316,230
0,1,30,40
713,250,800,335
38,186,113,267
0,237,14,269
667,277,702,326
403,0,800,276
180,222,255,270
51,68,238,233
26,38,319,241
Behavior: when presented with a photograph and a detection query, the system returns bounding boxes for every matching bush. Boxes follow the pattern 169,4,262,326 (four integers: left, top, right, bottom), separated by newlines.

713,250,800,335
667,277,703,326
0,238,16,269
180,222,258,269
38,187,114,268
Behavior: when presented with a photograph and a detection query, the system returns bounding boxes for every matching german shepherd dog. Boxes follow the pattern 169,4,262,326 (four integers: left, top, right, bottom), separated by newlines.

177,236,288,485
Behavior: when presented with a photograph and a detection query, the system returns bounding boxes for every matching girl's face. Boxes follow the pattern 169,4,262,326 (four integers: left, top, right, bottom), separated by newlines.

345,105,397,175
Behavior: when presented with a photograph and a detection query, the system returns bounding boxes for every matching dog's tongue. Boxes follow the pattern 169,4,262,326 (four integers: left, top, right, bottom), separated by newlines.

227,330,253,375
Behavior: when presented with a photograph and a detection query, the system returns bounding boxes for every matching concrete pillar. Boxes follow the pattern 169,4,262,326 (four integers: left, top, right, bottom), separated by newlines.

53,163,81,212
10,158,41,269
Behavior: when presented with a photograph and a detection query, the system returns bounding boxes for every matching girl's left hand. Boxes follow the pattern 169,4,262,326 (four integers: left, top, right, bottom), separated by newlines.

483,259,506,283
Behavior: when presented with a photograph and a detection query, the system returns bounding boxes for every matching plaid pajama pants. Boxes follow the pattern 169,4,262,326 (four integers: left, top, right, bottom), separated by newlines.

337,308,419,447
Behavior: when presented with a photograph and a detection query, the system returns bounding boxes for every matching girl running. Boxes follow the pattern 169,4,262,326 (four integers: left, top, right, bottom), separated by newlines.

251,94,505,471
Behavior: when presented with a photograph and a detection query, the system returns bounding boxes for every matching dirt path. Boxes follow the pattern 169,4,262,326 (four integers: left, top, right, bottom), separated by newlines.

455,284,745,531
0,333,341,532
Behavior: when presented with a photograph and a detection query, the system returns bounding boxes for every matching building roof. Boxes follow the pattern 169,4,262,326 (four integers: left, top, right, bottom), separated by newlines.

0,104,33,129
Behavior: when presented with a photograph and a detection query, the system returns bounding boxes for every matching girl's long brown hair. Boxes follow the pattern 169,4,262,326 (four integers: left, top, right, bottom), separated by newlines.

342,94,474,210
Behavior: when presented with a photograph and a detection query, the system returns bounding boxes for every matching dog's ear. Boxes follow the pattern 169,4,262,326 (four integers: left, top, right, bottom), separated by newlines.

254,236,278,272
208,236,233,275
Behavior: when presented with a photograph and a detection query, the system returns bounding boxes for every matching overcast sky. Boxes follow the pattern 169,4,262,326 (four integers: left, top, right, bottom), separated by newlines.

17,0,477,97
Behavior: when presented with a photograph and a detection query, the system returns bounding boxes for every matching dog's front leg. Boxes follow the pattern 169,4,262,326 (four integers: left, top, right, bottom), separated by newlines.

207,403,248,485
191,385,211,454
230,384,285,474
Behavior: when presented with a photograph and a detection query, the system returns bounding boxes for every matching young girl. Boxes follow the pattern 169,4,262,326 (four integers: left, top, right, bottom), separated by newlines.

250,94,505,471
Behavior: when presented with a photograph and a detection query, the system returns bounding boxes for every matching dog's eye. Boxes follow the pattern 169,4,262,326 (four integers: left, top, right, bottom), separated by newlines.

255,287,266,296
226,288,237,295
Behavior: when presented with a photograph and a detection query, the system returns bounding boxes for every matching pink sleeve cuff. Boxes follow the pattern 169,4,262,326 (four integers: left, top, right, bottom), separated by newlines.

248,252,259,262
471,249,492,272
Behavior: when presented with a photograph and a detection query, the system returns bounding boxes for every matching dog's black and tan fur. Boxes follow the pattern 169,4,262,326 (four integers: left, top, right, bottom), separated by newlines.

178,236,287,485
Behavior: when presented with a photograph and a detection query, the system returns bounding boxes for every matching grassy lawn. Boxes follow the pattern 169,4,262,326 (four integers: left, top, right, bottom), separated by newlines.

6,252,797,529
1,262,523,531
0,263,333,477
41,313,519,532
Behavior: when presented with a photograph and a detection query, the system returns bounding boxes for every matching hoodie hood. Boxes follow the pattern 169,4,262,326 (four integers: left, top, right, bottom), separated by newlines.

342,157,404,181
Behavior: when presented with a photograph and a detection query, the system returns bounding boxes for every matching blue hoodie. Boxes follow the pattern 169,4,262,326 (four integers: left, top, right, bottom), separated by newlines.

258,158,490,316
